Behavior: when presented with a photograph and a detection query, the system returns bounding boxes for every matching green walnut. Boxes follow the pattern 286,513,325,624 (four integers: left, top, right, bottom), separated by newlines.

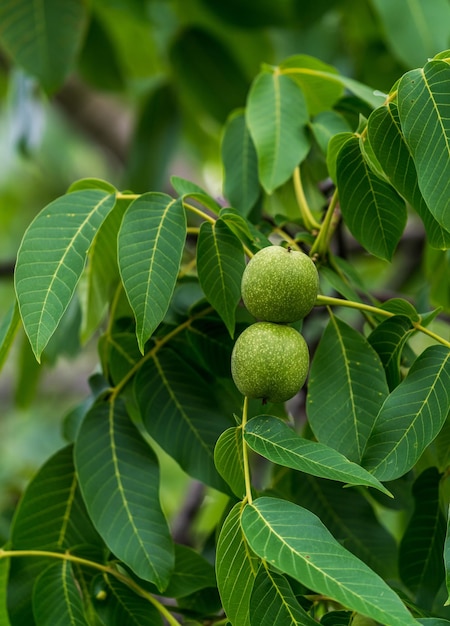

241,245,319,322
231,322,309,403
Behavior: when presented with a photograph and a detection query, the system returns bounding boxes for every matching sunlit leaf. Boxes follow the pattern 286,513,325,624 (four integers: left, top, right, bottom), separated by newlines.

241,497,417,626
0,0,88,92
75,398,174,590
214,427,246,499
307,314,389,462
362,345,450,481
14,190,116,361
117,192,186,353
398,60,450,233
246,71,310,193
197,219,245,337
32,561,88,626
244,415,391,495
336,135,407,260
216,502,260,626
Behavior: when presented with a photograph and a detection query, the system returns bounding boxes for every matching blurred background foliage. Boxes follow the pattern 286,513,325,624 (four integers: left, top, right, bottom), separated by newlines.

0,0,449,542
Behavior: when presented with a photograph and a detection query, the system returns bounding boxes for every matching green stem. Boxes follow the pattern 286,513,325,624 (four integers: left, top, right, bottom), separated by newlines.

0,549,182,626
310,188,339,258
293,167,321,231
241,396,253,505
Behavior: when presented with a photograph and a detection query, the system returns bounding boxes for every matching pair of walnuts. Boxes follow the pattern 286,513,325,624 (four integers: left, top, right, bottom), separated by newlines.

231,245,319,404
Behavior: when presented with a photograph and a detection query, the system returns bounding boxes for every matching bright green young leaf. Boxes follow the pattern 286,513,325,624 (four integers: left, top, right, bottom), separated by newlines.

222,110,260,216
11,444,101,551
0,0,88,92
244,415,391,496
371,0,450,69
368,315,414,391
196,219,245,337
399,468,446,606
0,554,11,626
14,190,116,361
135,348,232,493
216,502,260,626
170,176,209,197
164,544,216,598
0,301,21,373
362,345,450,481
32,561,88,626
93,574,163,626
246,71,310,193
74,398,174,590
67,178,117,194
398,60,450,233
367,104,450,249
117,192,186,353
214,427,246,499
250,566,318,626
336,135,407,260
307,314,389,463
241,497,417,626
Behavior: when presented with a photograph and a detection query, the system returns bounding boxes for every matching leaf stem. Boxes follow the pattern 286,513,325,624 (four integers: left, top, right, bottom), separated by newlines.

293,166,321,231
183,201,216,224
310,188,340,259
0,548,182,626
241,396,253,505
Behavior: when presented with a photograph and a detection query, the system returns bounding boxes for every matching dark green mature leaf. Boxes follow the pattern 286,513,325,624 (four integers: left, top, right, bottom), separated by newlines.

135,348,231,492
368,315,414,391
367,104,450,249
216,502,260,626
336,136,407,260
249,567,318,626
117,193,186,353
0,0,88,92
0,555,11,626
417,620,450,625
0,301,21,373
32,561,88,626
197,219,245,337
164,544,216,598
399,468,446,607
187,317,235,378
75,398,174,590
244,415,391,495
272,470,398,579
14,190,116,361
362,345,450,481
320,611,352,625
214,427,246,499
307,314,389,463
371,0,450,69
246,71,310,193
93,574,163,626
398,60,450,233
222,110,260,216
241,497,416,626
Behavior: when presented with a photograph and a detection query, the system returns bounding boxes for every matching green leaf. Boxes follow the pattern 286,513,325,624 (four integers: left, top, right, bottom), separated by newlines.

367,104,450,249
67,178,117,194
241,497,417,626
216,502,260,626
32,561,88,626
307,314,389,463
368,315,415,391
370,0,450,68
244,415,391,496
426,248,450,312
398,60,450,233
310,110,352,155
214,427,246,499
93,574,163,626
14,190,116,361
11,444,101,551
0,301,21,373
320,611,352,625
135,349,231,492
221,110,260,216
362,345,450,481
417,620,450,625
0,554,11,626
117,193,186,353
246,71,310,193
196,219,245,337
164,544,216,598
74,398,174,590
249,567,318,626
0,0,88,92
187,316,235,378
336,135,407,260
399,468,446,607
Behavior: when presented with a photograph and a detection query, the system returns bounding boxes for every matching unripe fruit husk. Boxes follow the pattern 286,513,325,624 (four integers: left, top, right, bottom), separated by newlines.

241,245,319,323
231,322,309,403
